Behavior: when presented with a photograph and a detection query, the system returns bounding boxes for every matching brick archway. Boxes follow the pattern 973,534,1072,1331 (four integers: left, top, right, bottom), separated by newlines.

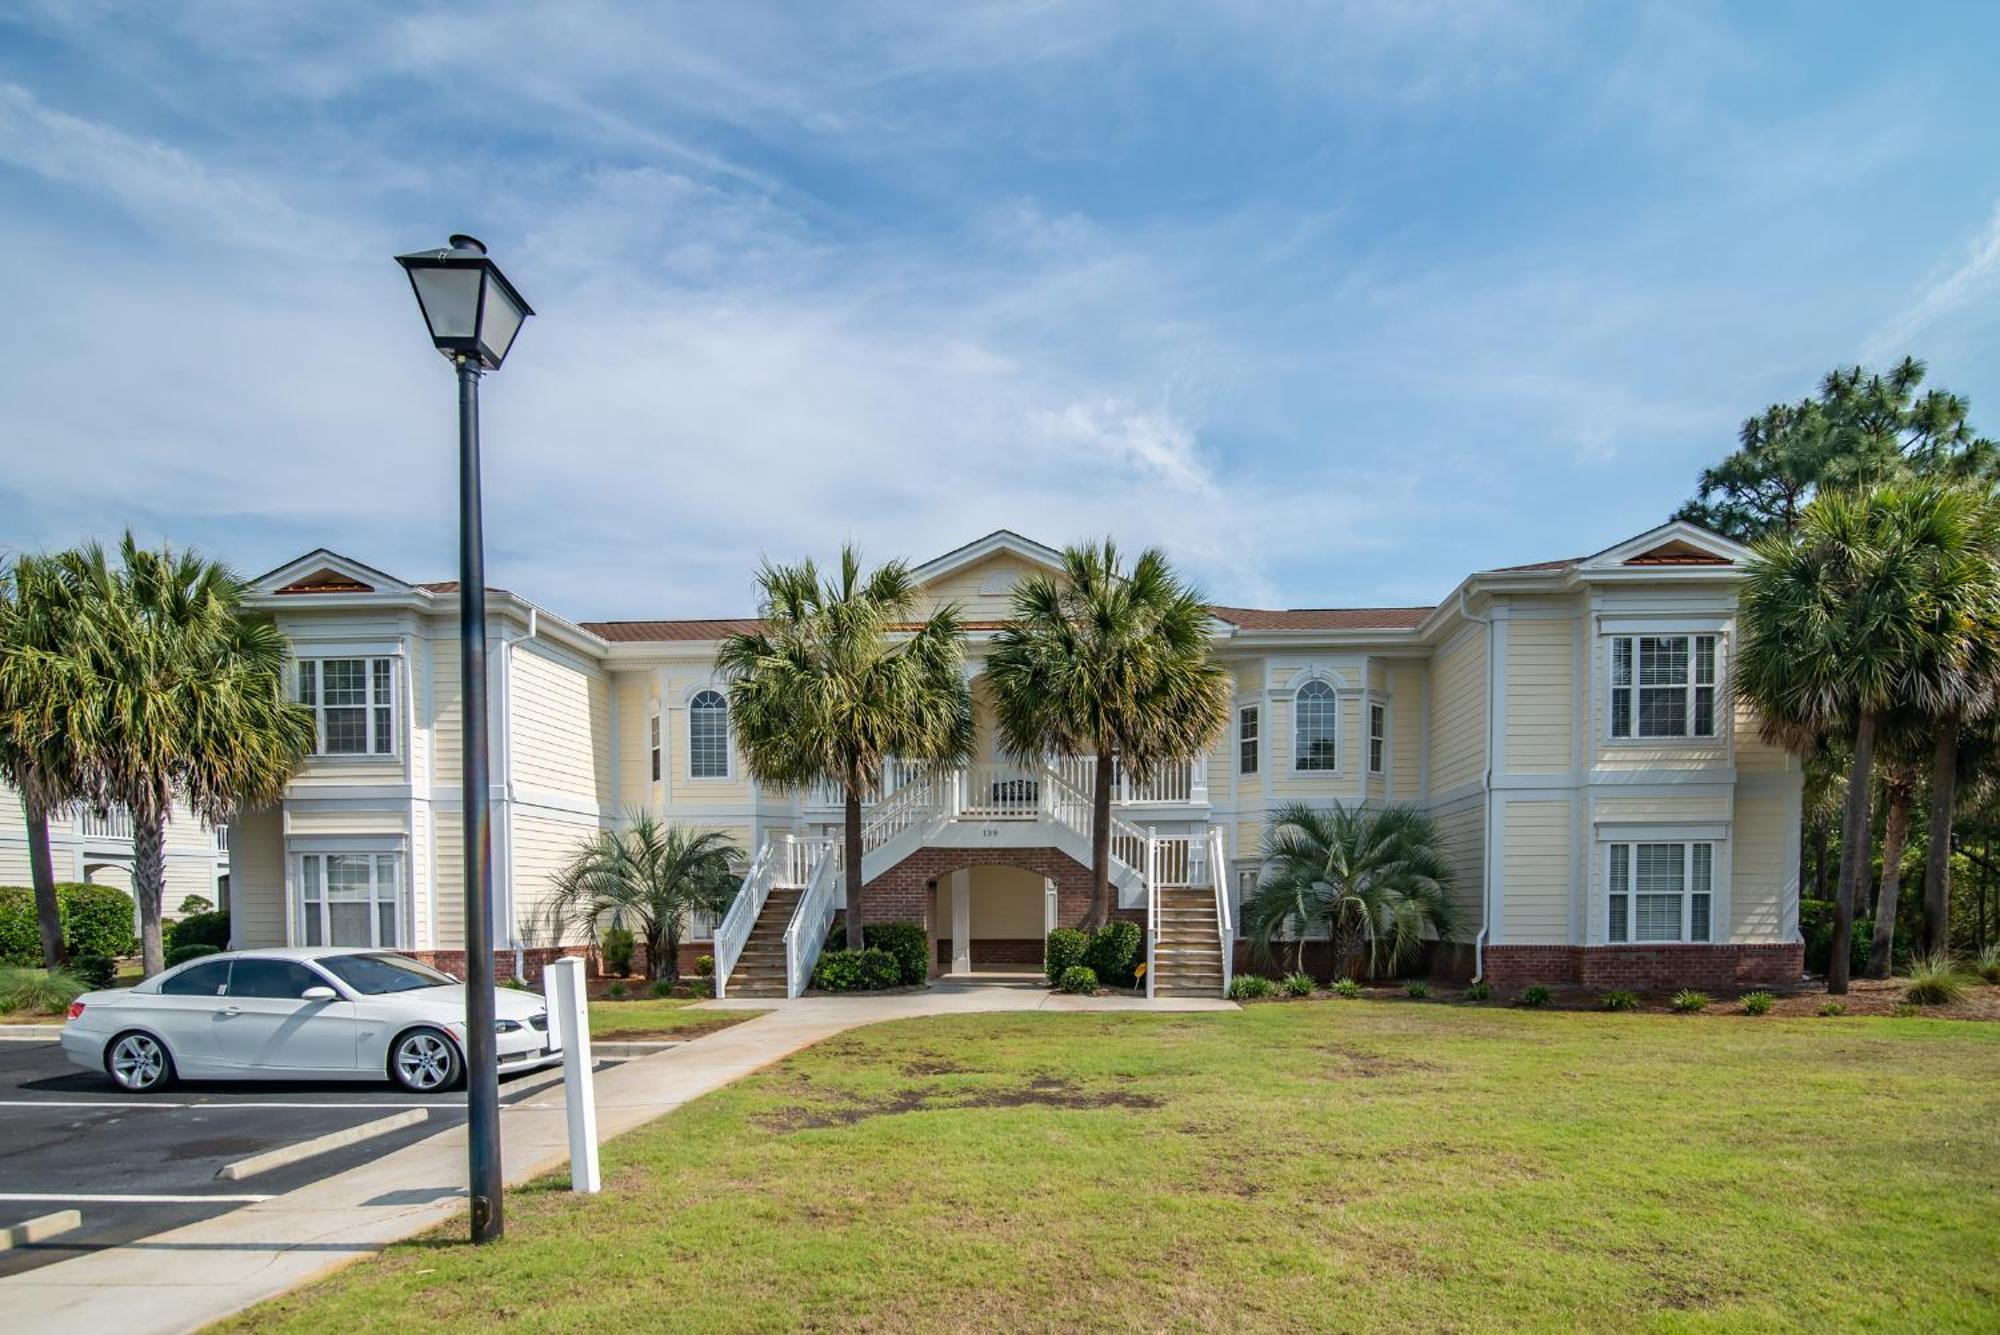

855,846,1108,978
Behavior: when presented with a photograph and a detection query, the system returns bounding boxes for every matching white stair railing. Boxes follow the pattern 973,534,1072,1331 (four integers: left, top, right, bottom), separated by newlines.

859,768,949,861
712,835,781,1000
1054,755,1198,805
784,843,843,998
1144,828,1159,999
1208,825,1233,995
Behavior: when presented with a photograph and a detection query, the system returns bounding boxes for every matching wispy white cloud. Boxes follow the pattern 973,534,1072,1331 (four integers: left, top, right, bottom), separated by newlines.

1864,201,2000,364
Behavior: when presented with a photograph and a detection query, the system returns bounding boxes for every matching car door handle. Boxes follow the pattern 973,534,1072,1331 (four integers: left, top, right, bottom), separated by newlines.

219,1005,241,1017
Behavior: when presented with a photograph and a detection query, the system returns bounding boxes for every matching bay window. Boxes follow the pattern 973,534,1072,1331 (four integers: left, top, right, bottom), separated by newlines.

1605,842,1713,944
1609,634,1718,739
297,851,403,948
297,657,397,755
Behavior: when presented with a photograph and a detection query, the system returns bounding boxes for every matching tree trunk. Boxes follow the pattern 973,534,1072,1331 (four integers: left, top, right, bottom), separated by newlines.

22,777,65,968
1922,720,1960,957
1865,780,1912,978
1828,711,1878,995
843,776,865,951
133,802,168,977
1089,746,1114,930
656,921,679,985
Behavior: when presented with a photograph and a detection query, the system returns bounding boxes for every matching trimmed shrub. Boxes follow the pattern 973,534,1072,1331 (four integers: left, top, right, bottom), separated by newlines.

1463,981,1490,1002
70,954,117,990
0,967,85,1015
0,888,39,965
1817,1000,1848,1017
605,980,629,1001
812,947,901,993
864,923,929,987
1044,928,1090,986
651,979,674,999
599,927,635,977
59,883,138,959
1281,972,1315,997
1601,989,1639,1012
1739,990,1775,1016
178,894,215,916
1228,973,1275,1000
1405,980,1431,1000
165,909,230,956
1332,977,1362,999
1518,985,1552,1008
696,954,716,978
1904,953,1967,1006
164,943,220,969
1671,988,1710,1014
1057,965,1099,995
1084,921,1142,988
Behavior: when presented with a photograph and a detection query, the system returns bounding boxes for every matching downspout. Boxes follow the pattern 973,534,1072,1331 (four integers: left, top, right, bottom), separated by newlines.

1464,587,1496,987
506,605,539,983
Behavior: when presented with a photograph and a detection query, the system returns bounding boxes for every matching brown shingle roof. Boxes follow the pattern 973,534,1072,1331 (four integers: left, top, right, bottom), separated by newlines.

1207,605,1432,631
1483,557,1579,573
583,618,766,643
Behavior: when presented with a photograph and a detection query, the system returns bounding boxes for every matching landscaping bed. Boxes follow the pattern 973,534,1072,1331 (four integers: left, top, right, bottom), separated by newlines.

229,1003,1999,1333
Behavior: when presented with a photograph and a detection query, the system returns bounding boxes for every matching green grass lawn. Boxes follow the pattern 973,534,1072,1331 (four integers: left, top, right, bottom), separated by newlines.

586,996,764,1041
233,1003,2000,1332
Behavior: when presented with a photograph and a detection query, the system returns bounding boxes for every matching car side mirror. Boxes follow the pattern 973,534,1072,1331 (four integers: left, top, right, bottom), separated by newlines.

301,986,337,1001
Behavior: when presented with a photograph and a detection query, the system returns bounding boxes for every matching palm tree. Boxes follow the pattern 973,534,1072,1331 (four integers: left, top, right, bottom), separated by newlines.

986,541,1230,928
0,555,99,967
1240,802,1458,980
550,816,740,983
65,536,314,976
719,548,972,950
1737,486,1980,992
1864,739,1922,978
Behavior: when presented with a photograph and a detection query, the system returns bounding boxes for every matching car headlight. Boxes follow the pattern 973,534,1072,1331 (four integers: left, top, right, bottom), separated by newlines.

495,1019,523,1033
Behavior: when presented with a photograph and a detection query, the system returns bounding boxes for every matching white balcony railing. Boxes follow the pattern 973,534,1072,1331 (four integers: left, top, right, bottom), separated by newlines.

212,824,229,853
1055,755,1201,805
76,808,133,841
808,756,1204,811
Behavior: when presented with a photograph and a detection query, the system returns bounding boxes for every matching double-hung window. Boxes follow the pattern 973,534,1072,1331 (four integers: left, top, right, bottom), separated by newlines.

688,690,729,779
1238,706,1259,775
1293,679,1338,772
298,852,403,948
1609,634,1718,739
649,712,662,783
297,657,396,755
1368,703,1386,774
1605,842,1713,943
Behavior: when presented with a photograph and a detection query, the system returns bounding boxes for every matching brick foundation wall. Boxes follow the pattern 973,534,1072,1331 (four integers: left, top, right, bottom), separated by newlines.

862,846,1110,978
935,937,1044,967
1482,943,1805,989
409,945,588,985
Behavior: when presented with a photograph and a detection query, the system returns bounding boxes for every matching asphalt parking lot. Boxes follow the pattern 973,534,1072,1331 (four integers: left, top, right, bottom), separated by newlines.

0,1032,601,1277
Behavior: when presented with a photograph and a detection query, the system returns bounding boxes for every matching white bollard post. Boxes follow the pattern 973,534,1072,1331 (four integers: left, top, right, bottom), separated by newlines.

542,956,600,1193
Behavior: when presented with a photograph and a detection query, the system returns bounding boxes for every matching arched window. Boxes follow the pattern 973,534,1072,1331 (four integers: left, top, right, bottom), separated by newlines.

688,690,729,778
1293,679,1338,771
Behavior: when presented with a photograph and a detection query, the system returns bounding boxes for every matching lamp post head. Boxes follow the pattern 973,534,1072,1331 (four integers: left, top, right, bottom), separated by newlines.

395,233,534,371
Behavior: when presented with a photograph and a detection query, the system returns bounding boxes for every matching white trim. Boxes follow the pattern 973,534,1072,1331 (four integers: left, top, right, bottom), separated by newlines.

1290,677,1340,774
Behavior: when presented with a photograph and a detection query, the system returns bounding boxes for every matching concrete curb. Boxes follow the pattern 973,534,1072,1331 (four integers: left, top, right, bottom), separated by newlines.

216,1109,429,1182
0,1210,81,1251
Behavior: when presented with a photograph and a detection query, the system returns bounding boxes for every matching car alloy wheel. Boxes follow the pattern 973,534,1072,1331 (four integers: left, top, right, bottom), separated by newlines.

107,1032,174,1093
391,1029,461,1092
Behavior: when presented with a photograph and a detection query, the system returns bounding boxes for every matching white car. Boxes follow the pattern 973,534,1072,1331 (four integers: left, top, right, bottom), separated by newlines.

61,948,561,1094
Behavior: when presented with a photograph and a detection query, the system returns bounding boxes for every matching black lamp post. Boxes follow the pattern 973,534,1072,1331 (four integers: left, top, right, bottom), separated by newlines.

394,234,532,1244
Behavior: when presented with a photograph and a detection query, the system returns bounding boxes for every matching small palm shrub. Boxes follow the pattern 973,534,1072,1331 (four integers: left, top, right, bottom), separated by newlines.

1739,990,1775,1016
651,979,674,999
599,927,635,977
1975,943,2000,985
1671,989,1710,1013
1229,973,1276,1000
1332,977,1362,999
1281,972,1314,997
605,980,629,1001
1904,953,1967,1006
1518,985,1551,1008
0,967,86,1014
1057,965,1099,995
1601,989,1639,1012
1817,1000,1847,1017
165,943,219,969
1463,980,1490,1002
1405,980,1430,999
1044,928,1090,986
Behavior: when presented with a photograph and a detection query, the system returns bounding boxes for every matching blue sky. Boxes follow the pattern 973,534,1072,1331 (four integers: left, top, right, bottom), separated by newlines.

3,2,1998,620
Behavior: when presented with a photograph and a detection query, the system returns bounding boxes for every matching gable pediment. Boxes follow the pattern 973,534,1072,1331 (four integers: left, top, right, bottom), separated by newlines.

1580,521,1749,572
249,549,414,599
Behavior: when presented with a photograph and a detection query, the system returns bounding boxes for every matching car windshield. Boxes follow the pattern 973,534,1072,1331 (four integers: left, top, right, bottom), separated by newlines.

316,952,458,995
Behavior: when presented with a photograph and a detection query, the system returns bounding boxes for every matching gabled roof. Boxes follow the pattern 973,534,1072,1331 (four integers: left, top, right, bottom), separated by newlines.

250,549,415,598
910,529,1064,584
1208,605,1432,631
1579,519,1751,570
583,617,764,643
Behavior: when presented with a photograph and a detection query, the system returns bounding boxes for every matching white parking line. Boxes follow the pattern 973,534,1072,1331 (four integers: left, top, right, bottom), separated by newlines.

0,1192,274,1204
0,1099,444,1111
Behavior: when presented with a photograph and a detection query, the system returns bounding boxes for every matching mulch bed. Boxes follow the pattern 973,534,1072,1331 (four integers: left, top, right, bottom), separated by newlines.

1252,976,2000,1020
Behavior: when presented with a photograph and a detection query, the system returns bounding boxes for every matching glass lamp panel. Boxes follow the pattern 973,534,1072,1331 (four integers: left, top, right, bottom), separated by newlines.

477,280,527,365
409,265,482,343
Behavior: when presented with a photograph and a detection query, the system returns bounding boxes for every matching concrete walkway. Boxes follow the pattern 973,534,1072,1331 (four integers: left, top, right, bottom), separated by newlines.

0,980,1232,1333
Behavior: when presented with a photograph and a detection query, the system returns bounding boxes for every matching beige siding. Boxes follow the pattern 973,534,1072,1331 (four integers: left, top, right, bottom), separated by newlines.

1432,800,1486,930
1390,664,1423,800
231,806,287,948
964,864,1045,936
285,808,408,837
510,644,611,805
434,812,463,946
613,672,656,810
1502,800,1571,944
1271,692,1362,799
666,667,753,807
1730,795,1792,943
918,553,1047,622
430,638,463,786
1734,697,1792,774
1505,617,1573,774
1429,628,1487,793
511,812,598,945
1595,795,1729,824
